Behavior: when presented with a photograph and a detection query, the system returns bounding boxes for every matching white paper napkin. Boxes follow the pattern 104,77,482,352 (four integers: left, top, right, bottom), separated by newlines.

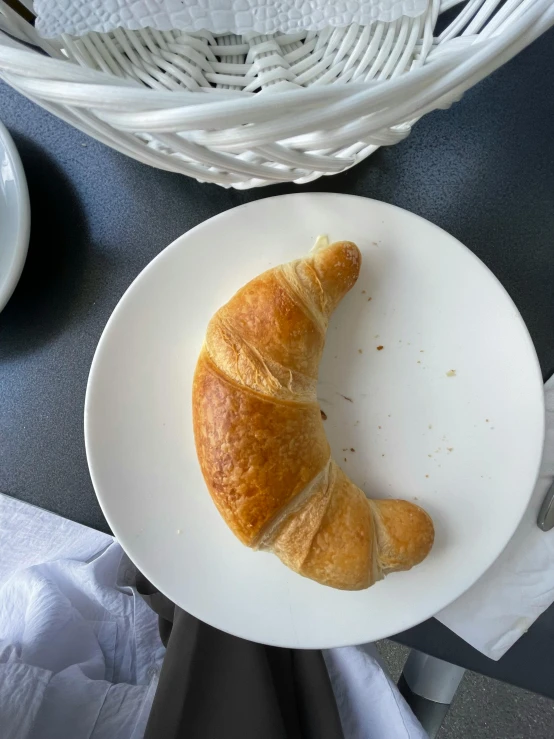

437,374,554,660
34,0,429,39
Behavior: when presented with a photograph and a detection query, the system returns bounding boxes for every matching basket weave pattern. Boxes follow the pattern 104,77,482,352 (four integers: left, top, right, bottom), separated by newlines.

0,0,553,188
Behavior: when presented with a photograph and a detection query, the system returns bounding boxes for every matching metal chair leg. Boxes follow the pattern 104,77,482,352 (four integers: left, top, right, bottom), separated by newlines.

398,650,465,738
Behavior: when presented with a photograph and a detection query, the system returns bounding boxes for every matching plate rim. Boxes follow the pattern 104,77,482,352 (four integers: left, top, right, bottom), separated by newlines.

85,192,545,647
0,120,30,314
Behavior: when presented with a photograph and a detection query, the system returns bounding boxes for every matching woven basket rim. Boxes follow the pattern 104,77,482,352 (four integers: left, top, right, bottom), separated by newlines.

1,0,552,188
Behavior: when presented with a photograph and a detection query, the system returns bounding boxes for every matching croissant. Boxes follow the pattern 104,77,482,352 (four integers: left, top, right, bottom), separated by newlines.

193,239,434,590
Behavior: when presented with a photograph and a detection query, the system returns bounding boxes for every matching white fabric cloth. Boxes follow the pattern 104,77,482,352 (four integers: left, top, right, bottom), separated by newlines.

325,645,427,739
35,0,429,39
0,495,165,739
437,374,554,660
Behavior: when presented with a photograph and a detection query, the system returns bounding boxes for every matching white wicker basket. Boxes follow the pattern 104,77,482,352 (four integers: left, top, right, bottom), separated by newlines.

1,0,552,188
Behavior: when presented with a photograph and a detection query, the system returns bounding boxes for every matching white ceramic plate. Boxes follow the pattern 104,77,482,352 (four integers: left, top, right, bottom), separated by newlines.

85,194,544,648
0,121,30,313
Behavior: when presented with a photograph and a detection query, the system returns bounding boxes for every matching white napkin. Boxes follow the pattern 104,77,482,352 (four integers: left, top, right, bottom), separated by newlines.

437,374,554,660
34,0,429,39
0,494,165,739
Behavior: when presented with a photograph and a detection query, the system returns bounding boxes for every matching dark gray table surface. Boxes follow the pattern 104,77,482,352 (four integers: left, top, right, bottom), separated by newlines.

1,29,554,697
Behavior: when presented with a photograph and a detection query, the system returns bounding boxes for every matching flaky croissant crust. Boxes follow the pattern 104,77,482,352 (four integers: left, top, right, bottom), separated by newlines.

193,240,434,590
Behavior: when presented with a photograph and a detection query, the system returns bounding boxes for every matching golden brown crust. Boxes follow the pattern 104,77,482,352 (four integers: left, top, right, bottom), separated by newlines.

192,240,435,589
214,270,325,377
299,462,375,590
369,499,435,574
205,269,324,402
193,352,330,546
